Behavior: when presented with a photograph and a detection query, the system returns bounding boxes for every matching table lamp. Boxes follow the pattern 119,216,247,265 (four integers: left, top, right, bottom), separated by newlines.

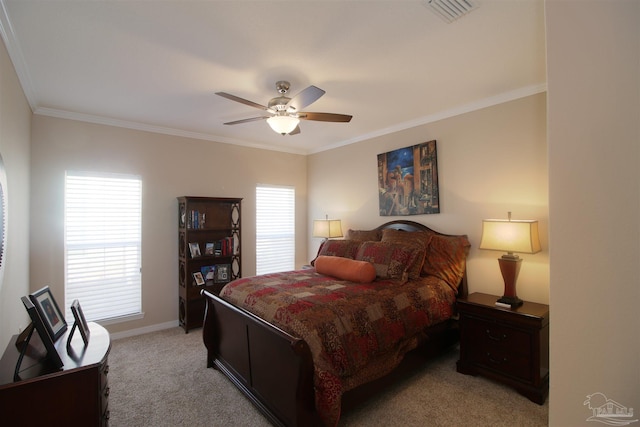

479,212,541,307
312,215,343,241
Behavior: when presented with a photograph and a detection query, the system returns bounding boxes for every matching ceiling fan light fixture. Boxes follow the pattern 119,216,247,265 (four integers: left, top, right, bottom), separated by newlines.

267,115,299,135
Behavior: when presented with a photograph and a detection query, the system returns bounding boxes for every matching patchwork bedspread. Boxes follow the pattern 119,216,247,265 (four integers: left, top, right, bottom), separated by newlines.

220,269,456,426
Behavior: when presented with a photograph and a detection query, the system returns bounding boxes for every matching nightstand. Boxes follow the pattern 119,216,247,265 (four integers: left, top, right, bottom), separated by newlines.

456,292,549,404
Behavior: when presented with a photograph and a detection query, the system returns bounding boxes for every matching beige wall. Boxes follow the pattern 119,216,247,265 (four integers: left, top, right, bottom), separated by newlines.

546,1,639,425
308,93,550,304
29,115,308,335
0,35,32,350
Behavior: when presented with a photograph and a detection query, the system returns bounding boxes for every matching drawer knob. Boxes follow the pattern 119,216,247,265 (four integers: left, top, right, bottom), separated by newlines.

486,329,507,341
487,352,508,365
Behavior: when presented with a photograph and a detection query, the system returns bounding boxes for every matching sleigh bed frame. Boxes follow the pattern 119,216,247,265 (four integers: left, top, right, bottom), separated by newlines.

201,220,468,426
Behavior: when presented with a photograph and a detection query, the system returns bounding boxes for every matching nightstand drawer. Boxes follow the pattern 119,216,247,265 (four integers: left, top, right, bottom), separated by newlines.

472,347,531,381
464,316,531,356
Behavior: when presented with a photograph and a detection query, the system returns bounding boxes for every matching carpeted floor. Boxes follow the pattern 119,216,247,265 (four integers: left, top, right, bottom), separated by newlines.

108,327,548,426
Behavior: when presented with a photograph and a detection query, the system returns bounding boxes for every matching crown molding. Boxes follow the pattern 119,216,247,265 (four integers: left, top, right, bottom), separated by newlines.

36,83,546,157
33,106,309,155
308,83,548,154
0,0,37,111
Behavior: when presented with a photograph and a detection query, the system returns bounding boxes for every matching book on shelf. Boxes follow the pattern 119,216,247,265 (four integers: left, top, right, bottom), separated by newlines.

187,210,206,229
213,237,235,256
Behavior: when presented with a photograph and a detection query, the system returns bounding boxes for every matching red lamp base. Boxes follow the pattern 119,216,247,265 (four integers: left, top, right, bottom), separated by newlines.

497,255,523,307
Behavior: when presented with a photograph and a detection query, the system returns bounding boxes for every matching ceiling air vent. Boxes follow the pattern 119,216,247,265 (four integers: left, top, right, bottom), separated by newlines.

422,0,478,23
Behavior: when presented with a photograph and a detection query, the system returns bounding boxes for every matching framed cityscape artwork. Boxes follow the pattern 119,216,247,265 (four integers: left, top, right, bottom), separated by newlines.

377,140,440,216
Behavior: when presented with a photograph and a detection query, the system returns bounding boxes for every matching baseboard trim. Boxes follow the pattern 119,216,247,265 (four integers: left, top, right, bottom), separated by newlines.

109,320,179,340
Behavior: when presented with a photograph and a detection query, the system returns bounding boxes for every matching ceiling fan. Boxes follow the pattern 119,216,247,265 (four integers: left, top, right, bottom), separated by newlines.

216,81,352,135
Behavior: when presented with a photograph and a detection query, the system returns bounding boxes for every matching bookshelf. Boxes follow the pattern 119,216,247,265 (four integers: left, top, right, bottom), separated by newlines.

177,196,242,332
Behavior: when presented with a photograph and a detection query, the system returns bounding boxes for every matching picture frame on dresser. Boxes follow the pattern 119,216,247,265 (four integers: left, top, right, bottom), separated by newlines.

70,299,90,346
29,285,67,342
19,296,64,370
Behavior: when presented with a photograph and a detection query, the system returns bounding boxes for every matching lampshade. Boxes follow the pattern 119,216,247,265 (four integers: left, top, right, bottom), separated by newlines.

313,217,343,239
267,116,300,135
479,219,541,255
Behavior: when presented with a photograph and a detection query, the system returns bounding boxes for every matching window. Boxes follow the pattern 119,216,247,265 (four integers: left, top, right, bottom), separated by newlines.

256,185,295,274
64,172,142,323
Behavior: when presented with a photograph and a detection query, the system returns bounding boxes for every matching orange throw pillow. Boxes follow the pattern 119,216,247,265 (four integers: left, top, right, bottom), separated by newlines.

314,255,376,283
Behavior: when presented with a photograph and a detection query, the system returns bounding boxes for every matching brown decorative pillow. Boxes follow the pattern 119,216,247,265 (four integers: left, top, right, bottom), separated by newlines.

315,256,376,283
355,241,425,283
310,239,362,266
380,229,432,279
345,229,382,242
423,234,471,292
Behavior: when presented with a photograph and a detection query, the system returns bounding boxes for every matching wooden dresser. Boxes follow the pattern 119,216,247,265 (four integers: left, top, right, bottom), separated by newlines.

0,322,111,426
456,292,549,404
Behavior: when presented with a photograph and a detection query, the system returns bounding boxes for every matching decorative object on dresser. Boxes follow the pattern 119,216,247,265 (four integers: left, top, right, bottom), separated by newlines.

0,322,111,425
68,299,90,347
178,196,242,333
202,219,470,426
479,212,541,307
29,285,67,342
312,214,343,242
19,296,64,370
456,292,549,404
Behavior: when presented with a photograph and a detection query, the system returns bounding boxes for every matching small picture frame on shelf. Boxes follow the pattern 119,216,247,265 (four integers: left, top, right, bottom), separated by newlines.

201,265,216,281
204,242,214,256
215,264,230,283
70,299,90,346
29,285,67,342
189,242,201,258
193,271,205,286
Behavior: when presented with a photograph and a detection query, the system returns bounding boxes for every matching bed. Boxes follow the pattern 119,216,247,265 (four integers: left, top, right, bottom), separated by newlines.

202,220,470,426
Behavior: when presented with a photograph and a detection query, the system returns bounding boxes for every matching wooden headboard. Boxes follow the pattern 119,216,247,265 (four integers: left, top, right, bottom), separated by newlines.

373,219,469,298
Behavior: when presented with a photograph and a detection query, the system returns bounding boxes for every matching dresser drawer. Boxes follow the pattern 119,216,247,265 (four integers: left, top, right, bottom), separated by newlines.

100,361,110,426
463,315,532,357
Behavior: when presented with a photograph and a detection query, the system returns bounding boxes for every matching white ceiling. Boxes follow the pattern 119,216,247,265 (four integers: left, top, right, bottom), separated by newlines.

0,0,546,155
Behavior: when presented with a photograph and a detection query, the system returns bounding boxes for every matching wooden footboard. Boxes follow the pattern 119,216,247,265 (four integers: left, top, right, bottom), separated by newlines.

201,289,319,427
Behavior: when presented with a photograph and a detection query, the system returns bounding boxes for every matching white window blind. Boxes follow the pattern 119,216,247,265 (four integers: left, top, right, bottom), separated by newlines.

64,172,142,323
256,185,295,275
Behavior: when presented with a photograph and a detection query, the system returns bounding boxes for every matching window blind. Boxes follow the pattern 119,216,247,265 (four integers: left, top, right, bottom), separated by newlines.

64,172,142,323
256,185,295,275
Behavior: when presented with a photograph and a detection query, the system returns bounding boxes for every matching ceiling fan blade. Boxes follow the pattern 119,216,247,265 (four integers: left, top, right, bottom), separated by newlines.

289,125,301,135
216,92,269,110
286,86,325,112
223,116,269,125
298,112,353,123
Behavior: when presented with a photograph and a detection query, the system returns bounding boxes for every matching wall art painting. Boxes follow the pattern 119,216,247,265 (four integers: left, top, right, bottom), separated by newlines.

378,140,440,216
